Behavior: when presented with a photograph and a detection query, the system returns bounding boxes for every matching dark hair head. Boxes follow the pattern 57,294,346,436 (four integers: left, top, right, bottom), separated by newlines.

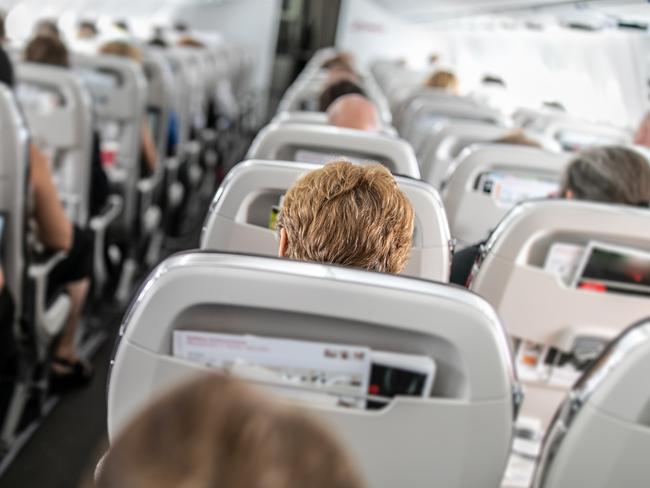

319,79,366,112
561,146,650,206
24,35,69,68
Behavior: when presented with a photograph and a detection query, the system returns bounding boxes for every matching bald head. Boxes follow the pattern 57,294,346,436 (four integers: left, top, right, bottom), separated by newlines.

327,94,380,132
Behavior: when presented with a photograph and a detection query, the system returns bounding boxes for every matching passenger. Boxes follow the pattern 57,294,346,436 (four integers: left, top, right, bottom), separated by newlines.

99,41,158,176
77,20,99,40
277,161,414,274
0,45,94,389
34,19,60,39
322,52,356,73
24,35,110,218
177,35,204,48
319,78,366,112
91,374,364,488
327,94,380,132
450,146,650,286
425,69,459,95
493,130,542,148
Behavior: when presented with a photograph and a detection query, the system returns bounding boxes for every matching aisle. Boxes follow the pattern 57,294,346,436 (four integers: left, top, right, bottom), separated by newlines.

0,319,118,488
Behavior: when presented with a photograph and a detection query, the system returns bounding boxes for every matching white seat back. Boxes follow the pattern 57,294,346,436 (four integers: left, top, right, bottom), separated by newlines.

142,50,174,159
533,318,650,488
247,123,420,178
441,145,571,246
471,200,650,426
16,63,94,225
271,111,398,137
418,121,513,181
73,53,147,229
108,251,518,488
200,160,451,281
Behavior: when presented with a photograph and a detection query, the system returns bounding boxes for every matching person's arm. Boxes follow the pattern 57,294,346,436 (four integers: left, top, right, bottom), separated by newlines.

29,144,72,251
140,120,158,174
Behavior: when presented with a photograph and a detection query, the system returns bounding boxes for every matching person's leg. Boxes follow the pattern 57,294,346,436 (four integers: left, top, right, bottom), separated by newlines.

52,277,90,368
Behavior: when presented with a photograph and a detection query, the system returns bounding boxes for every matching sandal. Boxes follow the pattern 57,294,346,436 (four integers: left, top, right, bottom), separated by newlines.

50,356,94,392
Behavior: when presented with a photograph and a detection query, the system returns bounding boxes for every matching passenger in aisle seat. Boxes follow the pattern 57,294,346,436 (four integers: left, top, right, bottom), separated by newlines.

0,46,93,388
450,146,650,286
276,161,414,274
24,35,110,217
99,41,159,176
326,94,380,132
319,79,366,112
91,374,364,488
425,69,459,95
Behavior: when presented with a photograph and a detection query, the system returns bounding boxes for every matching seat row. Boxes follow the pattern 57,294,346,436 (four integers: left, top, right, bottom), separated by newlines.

105,48,650,488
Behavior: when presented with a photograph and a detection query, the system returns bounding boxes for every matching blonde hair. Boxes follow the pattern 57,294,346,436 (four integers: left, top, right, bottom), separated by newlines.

277,161,414,274
425,70,458,94
99,40,142,63
93,374,364,488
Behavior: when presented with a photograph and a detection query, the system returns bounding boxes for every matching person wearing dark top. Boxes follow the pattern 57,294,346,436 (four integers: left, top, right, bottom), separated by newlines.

1,43,94,388
319,79,366,112
450,146,650,287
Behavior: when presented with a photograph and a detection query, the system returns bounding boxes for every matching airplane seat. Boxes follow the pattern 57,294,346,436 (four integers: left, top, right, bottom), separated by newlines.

532,318,650,488
200,159,451,281
14,62,124,295
107,251,519,488
270,111,399,137
0,84,72,445
74,53,162,298
440,144,571,247
469,200,650,428
400,95,510,146
246,123,421,178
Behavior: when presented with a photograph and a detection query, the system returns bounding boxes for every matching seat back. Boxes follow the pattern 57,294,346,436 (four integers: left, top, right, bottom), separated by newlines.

471,200,650,349
0,85,29,316
15,63,94,225
533,318,650,488
73,53,147,229
200,160,451,281
271,111,398,137
108,251,518,488
246,123,420,178
418,121,513,182
142,50,174,159
441,145,571,246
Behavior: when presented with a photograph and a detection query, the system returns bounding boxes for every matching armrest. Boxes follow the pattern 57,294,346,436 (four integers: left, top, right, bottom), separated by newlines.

29,251,68,279
89,195,123,232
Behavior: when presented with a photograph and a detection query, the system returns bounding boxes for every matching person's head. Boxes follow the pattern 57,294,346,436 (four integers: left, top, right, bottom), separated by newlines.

322,53,355,73
178,35,204,49
35,19,60,39
561,146,650,206
78,20,98,39
93,374,364,488
319,79,366,112
492,130,541,148
327,94,380,132
24,35,69,68
113,20,130,33
425,70,458,94
277,161,414,274
100,40,143,64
